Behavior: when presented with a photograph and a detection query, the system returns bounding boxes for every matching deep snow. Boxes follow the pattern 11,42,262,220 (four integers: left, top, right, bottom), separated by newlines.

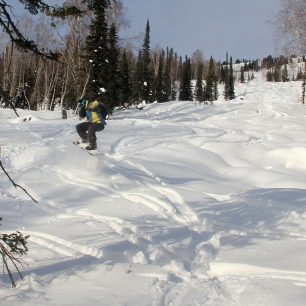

1,74,306,305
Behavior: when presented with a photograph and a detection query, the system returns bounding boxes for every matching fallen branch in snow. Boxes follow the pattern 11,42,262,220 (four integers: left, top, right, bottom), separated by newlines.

0,231,29,288
0,160,38,204
126,264,133,274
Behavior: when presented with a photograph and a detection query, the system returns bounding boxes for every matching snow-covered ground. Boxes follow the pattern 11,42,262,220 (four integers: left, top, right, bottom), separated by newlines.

1,75,306,305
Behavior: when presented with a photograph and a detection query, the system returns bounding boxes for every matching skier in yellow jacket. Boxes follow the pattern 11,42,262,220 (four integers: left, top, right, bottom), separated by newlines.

75,99,107,150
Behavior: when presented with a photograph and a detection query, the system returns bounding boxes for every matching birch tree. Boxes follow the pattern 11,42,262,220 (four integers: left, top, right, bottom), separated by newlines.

274,0,306,55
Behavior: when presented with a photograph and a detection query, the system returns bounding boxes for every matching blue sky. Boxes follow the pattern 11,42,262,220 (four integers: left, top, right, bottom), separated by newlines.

120,0,282,61
12,0,282,61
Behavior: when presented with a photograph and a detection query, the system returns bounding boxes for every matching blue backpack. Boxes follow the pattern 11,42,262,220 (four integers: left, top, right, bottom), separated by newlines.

96,103,108,120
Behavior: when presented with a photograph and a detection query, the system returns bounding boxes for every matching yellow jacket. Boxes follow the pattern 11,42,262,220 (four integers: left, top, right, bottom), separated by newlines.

80,99,106,125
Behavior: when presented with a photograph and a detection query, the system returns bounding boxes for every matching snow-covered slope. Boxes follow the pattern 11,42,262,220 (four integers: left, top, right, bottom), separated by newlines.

1,78,306,305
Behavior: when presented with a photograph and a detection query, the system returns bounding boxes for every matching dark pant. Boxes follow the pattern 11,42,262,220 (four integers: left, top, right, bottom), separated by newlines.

76,122,104,146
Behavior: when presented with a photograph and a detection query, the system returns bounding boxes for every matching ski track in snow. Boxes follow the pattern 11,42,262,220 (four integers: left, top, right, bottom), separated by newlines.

210,263,306,284
27,230,104,259
41,160,208,269
105,150,205,231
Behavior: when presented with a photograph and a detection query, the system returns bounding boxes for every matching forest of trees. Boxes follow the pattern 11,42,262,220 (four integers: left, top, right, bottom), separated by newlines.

0,0,305,114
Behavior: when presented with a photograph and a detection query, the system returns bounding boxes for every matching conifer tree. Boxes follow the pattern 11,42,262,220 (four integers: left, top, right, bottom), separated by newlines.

132,51,143,102
195,62,205,103
171,52,178,101
171,83,177,101
85,0,111,105
240,65,245,83
281,64,289,82
108,23,120,109
228,56,235,100
178,56,183,82
301,80,305,104
141,20,153,103
267,69,273,82
164,47,173,102
155,52,168,102
118,50,132,107
223,69,230,100
179,56,193,101
273,62,282,82
213,72,219,102
296,67,304,80
220,66,226,84
223,53,230,100
223,55,235,100
205,56,218,103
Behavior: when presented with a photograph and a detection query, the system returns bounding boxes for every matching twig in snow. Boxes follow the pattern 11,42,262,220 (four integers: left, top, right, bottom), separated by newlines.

126,264,133,274
0,160,38,204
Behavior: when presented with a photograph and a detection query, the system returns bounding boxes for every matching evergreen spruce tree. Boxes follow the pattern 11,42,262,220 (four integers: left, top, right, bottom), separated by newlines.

240,65,245,83
220,66,226,84
85,0,111,106
171,52,178,101
132,51,143,103
179,56,193,101
223,53,230,100
228,56,235,100
178,56,183,82
108,23,120,109
281,64,289,82
223,69,230,100
118,50,132,107
164,47,173,102
273,61,281,82
213,73,219,102
195,62,205,103
301,80,305,104
266,69,273,82
155,52,168,102
206,56,218,103
141,20,153,103
223,53,230,101
296,68,304,80
171,83,177,101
